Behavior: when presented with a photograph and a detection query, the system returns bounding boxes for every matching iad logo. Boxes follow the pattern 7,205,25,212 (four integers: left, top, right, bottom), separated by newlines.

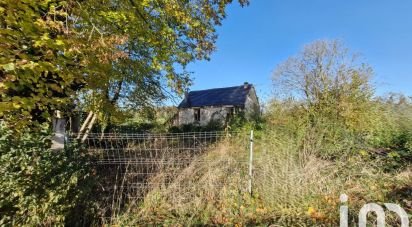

339,194,409,227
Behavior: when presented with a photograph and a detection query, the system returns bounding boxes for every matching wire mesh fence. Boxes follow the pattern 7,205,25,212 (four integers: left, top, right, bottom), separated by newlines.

67,131,251,215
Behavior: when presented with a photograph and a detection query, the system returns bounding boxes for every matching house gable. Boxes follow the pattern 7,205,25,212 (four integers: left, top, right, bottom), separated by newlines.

176,83,259,126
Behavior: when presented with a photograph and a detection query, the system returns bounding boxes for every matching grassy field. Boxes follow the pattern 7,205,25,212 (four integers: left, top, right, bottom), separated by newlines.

102,96,412,226
2,95,411,226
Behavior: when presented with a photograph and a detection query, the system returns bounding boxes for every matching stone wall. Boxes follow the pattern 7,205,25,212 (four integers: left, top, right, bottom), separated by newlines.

244,86,260,119
177,106,230,126
177,108,195,125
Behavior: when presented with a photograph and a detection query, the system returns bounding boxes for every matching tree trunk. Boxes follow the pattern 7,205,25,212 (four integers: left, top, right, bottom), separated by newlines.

81,113,97,143
77,111,93,139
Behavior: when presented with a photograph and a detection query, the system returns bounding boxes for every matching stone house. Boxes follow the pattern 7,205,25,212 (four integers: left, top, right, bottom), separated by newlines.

175,83,260,126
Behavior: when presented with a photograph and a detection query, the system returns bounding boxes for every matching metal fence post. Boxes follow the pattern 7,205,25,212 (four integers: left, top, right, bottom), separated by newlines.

248,130,254,195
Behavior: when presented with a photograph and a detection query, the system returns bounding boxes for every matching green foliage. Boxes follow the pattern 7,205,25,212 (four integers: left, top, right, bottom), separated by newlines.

266,96,412,164
271,40,394,159
168,111,263,133
364,94,412,171
77,0,247,127
125,106,177,130
0,123,93,226
1,0,249,129
0,0,84,129
169,121,224,133
273,40,374,128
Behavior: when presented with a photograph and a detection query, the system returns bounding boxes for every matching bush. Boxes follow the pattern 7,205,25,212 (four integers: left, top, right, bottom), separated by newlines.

0,123,93,226
168,120,225,133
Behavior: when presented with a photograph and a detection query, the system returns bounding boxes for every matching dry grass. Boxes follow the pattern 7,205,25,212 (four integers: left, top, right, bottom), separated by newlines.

104,131,412,226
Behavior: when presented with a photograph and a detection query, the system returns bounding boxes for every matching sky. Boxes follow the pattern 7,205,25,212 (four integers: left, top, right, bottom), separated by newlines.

186,0,412,102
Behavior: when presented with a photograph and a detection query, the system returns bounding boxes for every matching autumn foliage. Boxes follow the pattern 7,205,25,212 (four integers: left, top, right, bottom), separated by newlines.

0,0,249,129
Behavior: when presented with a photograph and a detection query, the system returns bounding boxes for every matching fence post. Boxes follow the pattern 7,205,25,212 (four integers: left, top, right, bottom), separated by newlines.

248,130,254,195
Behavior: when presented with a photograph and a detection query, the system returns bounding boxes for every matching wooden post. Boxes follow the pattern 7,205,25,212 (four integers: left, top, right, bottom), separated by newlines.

248,130,254,195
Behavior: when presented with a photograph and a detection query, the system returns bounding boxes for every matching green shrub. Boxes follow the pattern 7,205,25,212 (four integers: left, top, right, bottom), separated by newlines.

168,120,225,133
363,97,412,171
0,123,93,226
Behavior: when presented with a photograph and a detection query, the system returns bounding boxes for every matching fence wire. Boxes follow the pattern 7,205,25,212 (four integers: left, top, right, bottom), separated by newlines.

68,131,250,210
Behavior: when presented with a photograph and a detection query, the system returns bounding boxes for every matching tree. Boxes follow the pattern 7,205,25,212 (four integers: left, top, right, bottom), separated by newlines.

0,0,249,131
0,0,85,130
272,40,375,131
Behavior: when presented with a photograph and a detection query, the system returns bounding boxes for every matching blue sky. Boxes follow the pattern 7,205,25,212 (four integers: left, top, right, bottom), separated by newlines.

186,0,412,101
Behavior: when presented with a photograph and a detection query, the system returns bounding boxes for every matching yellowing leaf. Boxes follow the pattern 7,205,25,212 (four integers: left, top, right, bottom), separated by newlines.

307,206,316,215
41,33,50,41
34,40,43,47
12,103,21,109
2,63,15,71
55,39,64,46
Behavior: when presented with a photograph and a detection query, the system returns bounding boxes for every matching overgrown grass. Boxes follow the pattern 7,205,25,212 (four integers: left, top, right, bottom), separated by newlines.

3,97,410,226
107,97,412,226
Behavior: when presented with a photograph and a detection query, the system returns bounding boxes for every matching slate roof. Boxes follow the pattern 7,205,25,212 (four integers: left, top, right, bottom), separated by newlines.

178,84,253,108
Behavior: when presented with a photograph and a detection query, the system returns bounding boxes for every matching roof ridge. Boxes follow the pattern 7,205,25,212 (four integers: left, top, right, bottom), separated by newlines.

178,84,253,108
188,84,251,93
